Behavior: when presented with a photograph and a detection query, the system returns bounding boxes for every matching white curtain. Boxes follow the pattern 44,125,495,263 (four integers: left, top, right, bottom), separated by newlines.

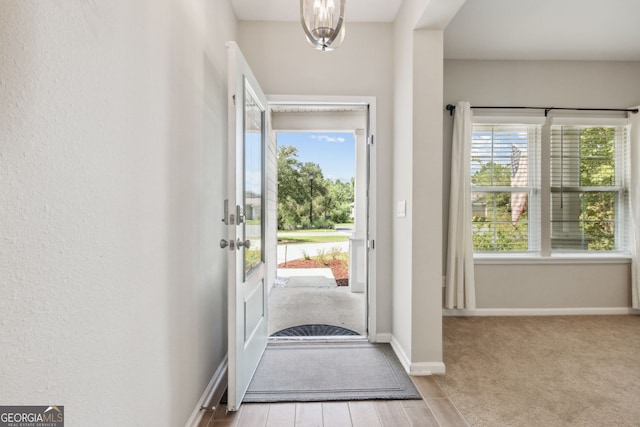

445,101,476,309
630,106,640,310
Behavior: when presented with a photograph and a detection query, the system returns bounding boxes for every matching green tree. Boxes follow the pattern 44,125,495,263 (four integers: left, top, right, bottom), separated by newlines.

471,161,512,209
319,179,354,223
277,145,305,229
278,145,347,230
579,127,616,250
300,162,328,228
471,161,528,251
580,127,615,186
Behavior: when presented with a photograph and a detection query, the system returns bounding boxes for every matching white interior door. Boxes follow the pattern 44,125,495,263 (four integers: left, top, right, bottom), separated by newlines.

226,41,269,411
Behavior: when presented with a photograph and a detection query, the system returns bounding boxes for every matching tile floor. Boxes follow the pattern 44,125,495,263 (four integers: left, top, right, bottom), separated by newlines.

198,376,469,427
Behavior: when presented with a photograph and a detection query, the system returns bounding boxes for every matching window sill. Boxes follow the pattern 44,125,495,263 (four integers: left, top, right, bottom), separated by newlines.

473,253,632,265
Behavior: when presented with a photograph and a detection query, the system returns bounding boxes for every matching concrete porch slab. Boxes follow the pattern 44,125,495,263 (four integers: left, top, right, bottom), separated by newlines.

268,286,366,336
276,268,337,287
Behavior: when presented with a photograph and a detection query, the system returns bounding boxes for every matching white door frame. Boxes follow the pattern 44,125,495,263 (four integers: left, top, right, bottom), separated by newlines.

267,94,378,340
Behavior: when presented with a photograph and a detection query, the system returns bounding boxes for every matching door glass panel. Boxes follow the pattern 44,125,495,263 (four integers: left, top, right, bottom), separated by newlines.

243,79,264,276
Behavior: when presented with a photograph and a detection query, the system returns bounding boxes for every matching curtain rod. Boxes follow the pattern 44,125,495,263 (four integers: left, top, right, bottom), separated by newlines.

445,104,639,117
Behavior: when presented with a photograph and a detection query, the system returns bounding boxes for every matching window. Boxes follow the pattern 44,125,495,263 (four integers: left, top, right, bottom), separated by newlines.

471,123,541,252
550,122,629,252
471,117,630,255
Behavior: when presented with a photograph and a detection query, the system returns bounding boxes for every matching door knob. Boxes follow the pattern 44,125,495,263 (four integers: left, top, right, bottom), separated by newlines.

220,239,236,249
236,239,251,249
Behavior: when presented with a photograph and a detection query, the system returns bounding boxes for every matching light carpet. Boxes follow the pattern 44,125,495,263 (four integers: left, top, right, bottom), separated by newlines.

439,315,640,427
244,342,421,402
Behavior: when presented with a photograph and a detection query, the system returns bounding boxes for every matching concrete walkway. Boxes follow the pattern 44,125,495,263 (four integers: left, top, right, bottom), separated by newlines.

276,268,337,287
270,226,364,336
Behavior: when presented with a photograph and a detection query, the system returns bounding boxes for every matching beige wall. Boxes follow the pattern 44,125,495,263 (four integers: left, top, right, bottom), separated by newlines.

474,262,631,309
0,0,236,424
392,0,449,373
392,0,417,359
411,29,445,367
443,60,640,310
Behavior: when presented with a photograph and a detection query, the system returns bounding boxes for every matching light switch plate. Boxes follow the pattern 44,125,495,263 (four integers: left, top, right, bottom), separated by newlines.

397,200,406,217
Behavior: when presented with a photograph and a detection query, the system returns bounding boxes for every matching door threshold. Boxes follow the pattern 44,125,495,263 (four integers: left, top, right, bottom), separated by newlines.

268,335,369,344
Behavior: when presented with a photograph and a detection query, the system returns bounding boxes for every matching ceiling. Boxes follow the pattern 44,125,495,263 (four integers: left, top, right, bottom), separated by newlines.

444,0,640,61
230,0,403,23
231,0,640,61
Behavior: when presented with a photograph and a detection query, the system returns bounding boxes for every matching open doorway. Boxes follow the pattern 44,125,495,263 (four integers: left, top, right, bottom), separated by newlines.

267,104,369,338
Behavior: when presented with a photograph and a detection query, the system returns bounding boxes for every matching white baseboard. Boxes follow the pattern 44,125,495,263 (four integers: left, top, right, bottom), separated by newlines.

390,335,411,373
443,307,635,316
389,335,446,376
184,356,228,427
374,332,392,343
409,361,446,376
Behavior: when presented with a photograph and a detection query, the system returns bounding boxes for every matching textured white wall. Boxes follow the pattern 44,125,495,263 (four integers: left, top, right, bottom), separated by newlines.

443,60,640,310
0,1,235,425
238,21,394,336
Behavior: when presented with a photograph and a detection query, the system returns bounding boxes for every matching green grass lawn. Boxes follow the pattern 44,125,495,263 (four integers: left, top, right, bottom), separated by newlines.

277,228,338,234
277,234,349,244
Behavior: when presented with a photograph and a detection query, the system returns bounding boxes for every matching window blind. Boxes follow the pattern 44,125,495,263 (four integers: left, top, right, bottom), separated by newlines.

471,123,541,252
550,123,629,252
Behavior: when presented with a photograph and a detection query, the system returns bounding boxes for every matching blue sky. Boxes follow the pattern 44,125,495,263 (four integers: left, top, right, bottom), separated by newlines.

277,132,355,182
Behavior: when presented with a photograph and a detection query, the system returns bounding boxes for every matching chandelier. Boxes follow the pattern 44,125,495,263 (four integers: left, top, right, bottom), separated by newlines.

300,0,346,52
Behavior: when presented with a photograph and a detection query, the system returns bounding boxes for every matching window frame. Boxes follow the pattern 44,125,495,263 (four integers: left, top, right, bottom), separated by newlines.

470,114,631,258
470,116,544,254
549,117,630,254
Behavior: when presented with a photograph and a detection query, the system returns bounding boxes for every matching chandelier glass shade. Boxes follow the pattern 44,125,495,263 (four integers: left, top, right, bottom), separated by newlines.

300,0,346,52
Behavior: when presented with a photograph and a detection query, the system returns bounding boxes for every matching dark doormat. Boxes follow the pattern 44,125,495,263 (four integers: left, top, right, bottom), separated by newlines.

271,324,359,337
244,342,421,402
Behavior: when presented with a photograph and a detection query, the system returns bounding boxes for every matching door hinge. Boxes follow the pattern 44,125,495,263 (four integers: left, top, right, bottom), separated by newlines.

232,94,236,106
368,135,374,146
368,239,375,249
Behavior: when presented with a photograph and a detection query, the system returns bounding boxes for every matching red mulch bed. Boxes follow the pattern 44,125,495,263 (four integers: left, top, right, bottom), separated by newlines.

277,258,349,287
